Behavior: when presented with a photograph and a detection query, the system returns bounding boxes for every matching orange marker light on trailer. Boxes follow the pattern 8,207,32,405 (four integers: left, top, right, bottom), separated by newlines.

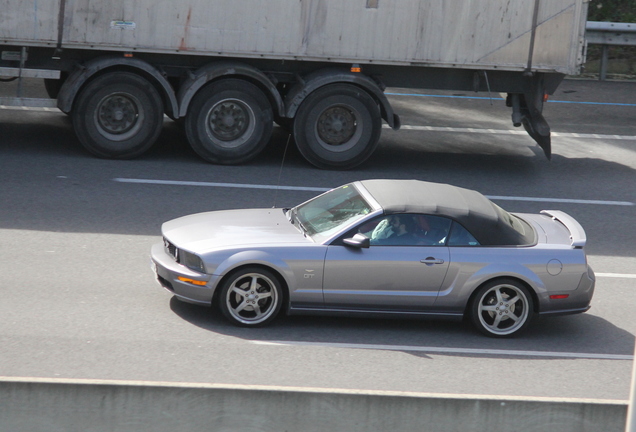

351,64,361,73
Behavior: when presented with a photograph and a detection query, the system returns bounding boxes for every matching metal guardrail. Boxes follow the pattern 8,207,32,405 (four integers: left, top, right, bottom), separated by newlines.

585,21,636,80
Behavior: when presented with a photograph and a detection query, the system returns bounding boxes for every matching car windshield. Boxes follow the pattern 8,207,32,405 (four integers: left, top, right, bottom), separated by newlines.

292,184,373,242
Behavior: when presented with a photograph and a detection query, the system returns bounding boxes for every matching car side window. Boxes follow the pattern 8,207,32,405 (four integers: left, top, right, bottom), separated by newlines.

448,221,480,246
355,214,452,246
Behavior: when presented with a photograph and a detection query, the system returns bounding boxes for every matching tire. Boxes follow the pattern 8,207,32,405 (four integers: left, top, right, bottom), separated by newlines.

185,79,273,164
293,84,381,170
218,267,283,327
469,279,534,337
72,72,164,159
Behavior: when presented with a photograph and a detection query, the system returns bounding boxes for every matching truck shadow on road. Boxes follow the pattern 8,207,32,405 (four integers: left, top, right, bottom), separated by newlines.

1,115,634,260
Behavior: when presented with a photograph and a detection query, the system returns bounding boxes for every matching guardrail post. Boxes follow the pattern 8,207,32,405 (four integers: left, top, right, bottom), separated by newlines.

600,44,609,81
586,22,636,81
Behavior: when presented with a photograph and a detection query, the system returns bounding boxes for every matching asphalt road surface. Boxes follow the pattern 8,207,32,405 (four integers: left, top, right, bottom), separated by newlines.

1,78,635,400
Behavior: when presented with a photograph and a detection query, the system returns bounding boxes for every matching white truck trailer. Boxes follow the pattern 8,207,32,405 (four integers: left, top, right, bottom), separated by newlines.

0,0,589,169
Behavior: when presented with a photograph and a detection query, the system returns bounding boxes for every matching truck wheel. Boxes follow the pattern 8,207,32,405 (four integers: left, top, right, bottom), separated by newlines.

72,72,164,159
294,84,381,170
185,79,273,164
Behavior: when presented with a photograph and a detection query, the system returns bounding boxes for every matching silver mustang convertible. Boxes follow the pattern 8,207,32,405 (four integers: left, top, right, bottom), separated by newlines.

151,179,595,337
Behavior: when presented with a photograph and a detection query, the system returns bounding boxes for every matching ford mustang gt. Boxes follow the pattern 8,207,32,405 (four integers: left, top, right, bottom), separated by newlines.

151,179,595,337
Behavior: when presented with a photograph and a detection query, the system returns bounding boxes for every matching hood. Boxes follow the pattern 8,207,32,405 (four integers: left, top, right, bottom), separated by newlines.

162,208,311,253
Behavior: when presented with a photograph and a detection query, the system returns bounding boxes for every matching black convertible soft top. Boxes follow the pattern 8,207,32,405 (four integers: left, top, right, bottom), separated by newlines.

357,179,534,246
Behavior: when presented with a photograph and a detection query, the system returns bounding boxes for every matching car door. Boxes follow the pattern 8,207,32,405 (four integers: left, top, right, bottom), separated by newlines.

322,214,451,312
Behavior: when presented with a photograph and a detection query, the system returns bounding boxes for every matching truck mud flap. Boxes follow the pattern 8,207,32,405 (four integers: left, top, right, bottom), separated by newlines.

522,109,551,160
508,75,553,160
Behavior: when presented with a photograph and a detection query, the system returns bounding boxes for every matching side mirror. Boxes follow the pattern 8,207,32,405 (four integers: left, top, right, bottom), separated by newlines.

343,233,370,249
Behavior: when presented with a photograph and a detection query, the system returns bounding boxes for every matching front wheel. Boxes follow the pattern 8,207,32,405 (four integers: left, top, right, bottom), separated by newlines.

72,72,164,159
294,84,381,170
218,267,283,327
469,279,534,337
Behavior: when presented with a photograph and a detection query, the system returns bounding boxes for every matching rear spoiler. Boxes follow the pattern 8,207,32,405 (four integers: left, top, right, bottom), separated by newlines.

540,210,586,248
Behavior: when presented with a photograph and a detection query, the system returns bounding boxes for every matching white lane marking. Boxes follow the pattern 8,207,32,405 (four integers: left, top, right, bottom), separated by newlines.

382,124,636,141
252,341,633,360
486,195,634,206
596,273,636,279
113,178,635,206
0,105,60,112
113,177,330,192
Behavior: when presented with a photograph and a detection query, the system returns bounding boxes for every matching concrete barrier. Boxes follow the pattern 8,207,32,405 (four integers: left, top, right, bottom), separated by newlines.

0,377,628,432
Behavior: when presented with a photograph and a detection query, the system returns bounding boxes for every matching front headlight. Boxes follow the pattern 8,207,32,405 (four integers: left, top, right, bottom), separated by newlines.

179,250,206,273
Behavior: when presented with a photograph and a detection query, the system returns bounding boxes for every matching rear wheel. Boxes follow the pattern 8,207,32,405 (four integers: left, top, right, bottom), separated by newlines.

293,84,381,170
218,267,283,327
185,79,273,164
72,72,164,159
470,279,534,337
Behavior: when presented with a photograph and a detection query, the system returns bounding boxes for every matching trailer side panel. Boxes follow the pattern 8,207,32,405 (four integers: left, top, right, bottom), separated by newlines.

1,0,587,74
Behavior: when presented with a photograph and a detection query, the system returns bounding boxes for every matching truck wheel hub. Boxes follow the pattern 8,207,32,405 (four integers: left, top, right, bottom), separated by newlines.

97,94,138,134
209,101,249,141
317,106,356,145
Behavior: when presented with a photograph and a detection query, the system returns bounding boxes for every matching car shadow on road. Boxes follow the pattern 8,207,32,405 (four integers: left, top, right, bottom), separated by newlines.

169,296,635,360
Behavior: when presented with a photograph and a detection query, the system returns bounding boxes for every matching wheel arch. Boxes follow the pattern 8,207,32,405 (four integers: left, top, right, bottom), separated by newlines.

177,61,285,119
57,56,179,119
284,68,400,130
211,261,292,312
463,275,541,319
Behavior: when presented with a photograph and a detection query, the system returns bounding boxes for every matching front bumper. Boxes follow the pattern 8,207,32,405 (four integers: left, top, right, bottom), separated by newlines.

150,242,220,305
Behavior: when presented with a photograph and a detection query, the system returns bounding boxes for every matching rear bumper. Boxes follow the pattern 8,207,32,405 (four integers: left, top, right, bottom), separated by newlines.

150,242,219,306
539,266,595,316
539,305,591,317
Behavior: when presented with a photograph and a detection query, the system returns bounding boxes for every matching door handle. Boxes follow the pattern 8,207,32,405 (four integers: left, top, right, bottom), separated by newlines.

420,257,445,265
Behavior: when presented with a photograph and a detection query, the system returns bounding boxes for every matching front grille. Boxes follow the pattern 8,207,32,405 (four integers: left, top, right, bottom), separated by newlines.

164,237,178,261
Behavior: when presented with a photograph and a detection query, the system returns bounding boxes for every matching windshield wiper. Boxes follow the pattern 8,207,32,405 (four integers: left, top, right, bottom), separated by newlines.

290,208,308,236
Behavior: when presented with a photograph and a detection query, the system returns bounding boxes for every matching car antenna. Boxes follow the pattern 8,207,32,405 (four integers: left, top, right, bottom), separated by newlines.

273,133,292,209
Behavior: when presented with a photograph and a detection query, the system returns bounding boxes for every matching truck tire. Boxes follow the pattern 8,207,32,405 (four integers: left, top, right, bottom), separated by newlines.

185,79,273,164
72,72,164,159
294,84,381,170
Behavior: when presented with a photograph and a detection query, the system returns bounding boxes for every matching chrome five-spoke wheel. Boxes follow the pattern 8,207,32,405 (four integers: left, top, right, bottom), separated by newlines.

219,267,283,326
470,279,534,337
